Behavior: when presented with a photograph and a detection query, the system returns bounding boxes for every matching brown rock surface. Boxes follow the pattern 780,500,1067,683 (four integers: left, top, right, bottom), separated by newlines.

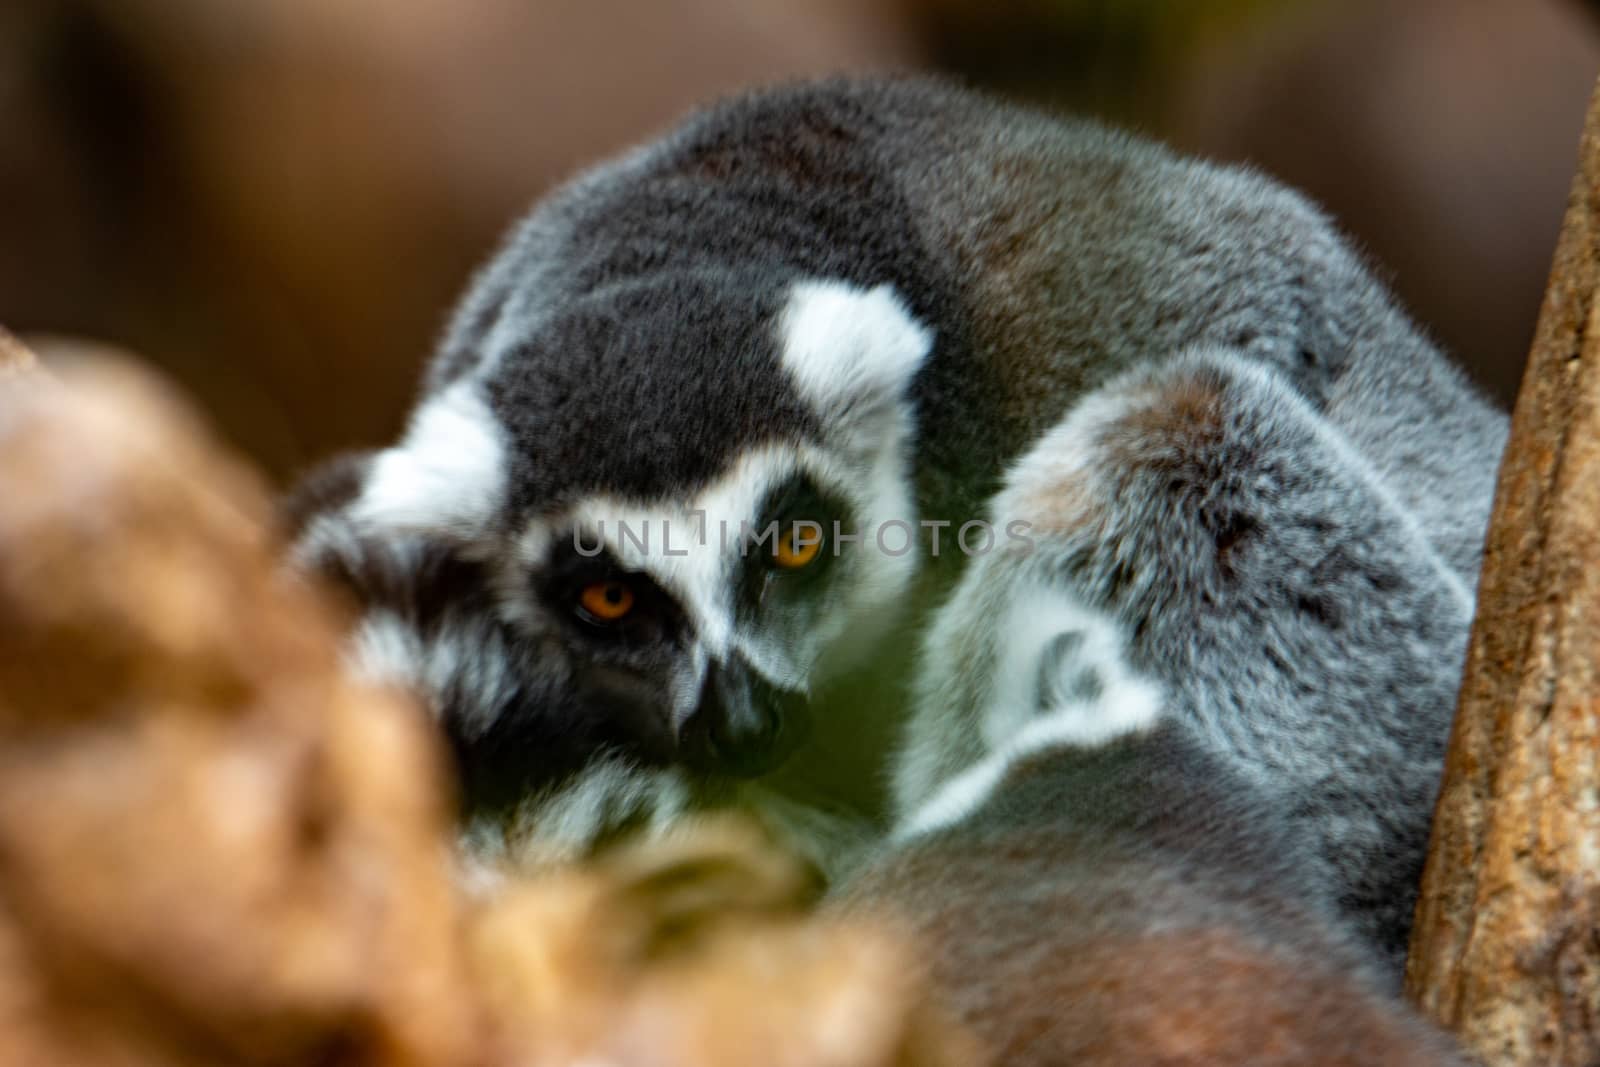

0,355,478,1066
1405,79,1600,1065
0,327,35,374
0,351,973,1067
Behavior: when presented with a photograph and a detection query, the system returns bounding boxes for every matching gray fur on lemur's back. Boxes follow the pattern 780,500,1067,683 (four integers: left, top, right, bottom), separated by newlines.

435,77,1501,574
839,572,1467,1062
286,76,1507,972
891,349,1479,973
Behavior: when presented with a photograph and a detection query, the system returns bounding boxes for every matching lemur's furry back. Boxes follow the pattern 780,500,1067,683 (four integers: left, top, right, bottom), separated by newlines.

833,394,1472,1059
893,350,1476,968
836,586,1466,1065
284,77,1505,963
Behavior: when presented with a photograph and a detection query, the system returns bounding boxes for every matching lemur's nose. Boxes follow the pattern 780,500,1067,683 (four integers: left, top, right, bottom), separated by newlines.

680,655,802,777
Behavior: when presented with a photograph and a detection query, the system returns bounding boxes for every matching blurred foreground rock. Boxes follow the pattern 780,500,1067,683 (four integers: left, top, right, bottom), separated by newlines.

0,346,973,1067
0,349,476,1065
1405,79,1600,1066
0,328,34,374
474,822,976,1067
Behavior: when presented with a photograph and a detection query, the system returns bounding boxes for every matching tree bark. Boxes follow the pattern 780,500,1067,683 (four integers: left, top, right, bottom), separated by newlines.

1405,78,1600,1065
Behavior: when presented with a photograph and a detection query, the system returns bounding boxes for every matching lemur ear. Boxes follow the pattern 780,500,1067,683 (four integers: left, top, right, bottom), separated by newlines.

776,280,933,450
344,380,509,540
1034,631,1088,712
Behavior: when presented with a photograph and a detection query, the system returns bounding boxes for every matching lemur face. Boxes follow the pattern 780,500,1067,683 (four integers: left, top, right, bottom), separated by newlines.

288,276,932,810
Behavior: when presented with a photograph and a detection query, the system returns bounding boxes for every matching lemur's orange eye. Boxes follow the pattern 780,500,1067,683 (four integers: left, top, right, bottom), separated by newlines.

579,580,635,622
772,523,823,569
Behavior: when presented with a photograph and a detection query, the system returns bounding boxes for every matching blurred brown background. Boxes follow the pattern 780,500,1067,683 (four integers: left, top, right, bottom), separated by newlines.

2,0,1596,483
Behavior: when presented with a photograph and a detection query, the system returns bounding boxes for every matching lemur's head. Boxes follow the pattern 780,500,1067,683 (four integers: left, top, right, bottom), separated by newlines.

288,273,933,810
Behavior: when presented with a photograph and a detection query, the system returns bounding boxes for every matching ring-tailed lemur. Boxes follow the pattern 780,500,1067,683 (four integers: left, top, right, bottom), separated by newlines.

285,78,1506,962
882,348,1477,974
834,482,1468,1062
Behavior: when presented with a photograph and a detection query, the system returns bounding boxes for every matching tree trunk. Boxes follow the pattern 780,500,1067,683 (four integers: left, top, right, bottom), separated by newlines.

1405,78,1600,1066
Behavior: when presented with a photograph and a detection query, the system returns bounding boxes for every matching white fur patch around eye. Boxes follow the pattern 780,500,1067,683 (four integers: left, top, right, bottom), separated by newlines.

777,279,933,428
349,380,508,538
543,447,831,665
551,448,807,662
504,435,919,709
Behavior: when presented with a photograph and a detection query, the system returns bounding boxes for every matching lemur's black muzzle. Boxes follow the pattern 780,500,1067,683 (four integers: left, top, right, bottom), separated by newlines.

680,654,807,778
